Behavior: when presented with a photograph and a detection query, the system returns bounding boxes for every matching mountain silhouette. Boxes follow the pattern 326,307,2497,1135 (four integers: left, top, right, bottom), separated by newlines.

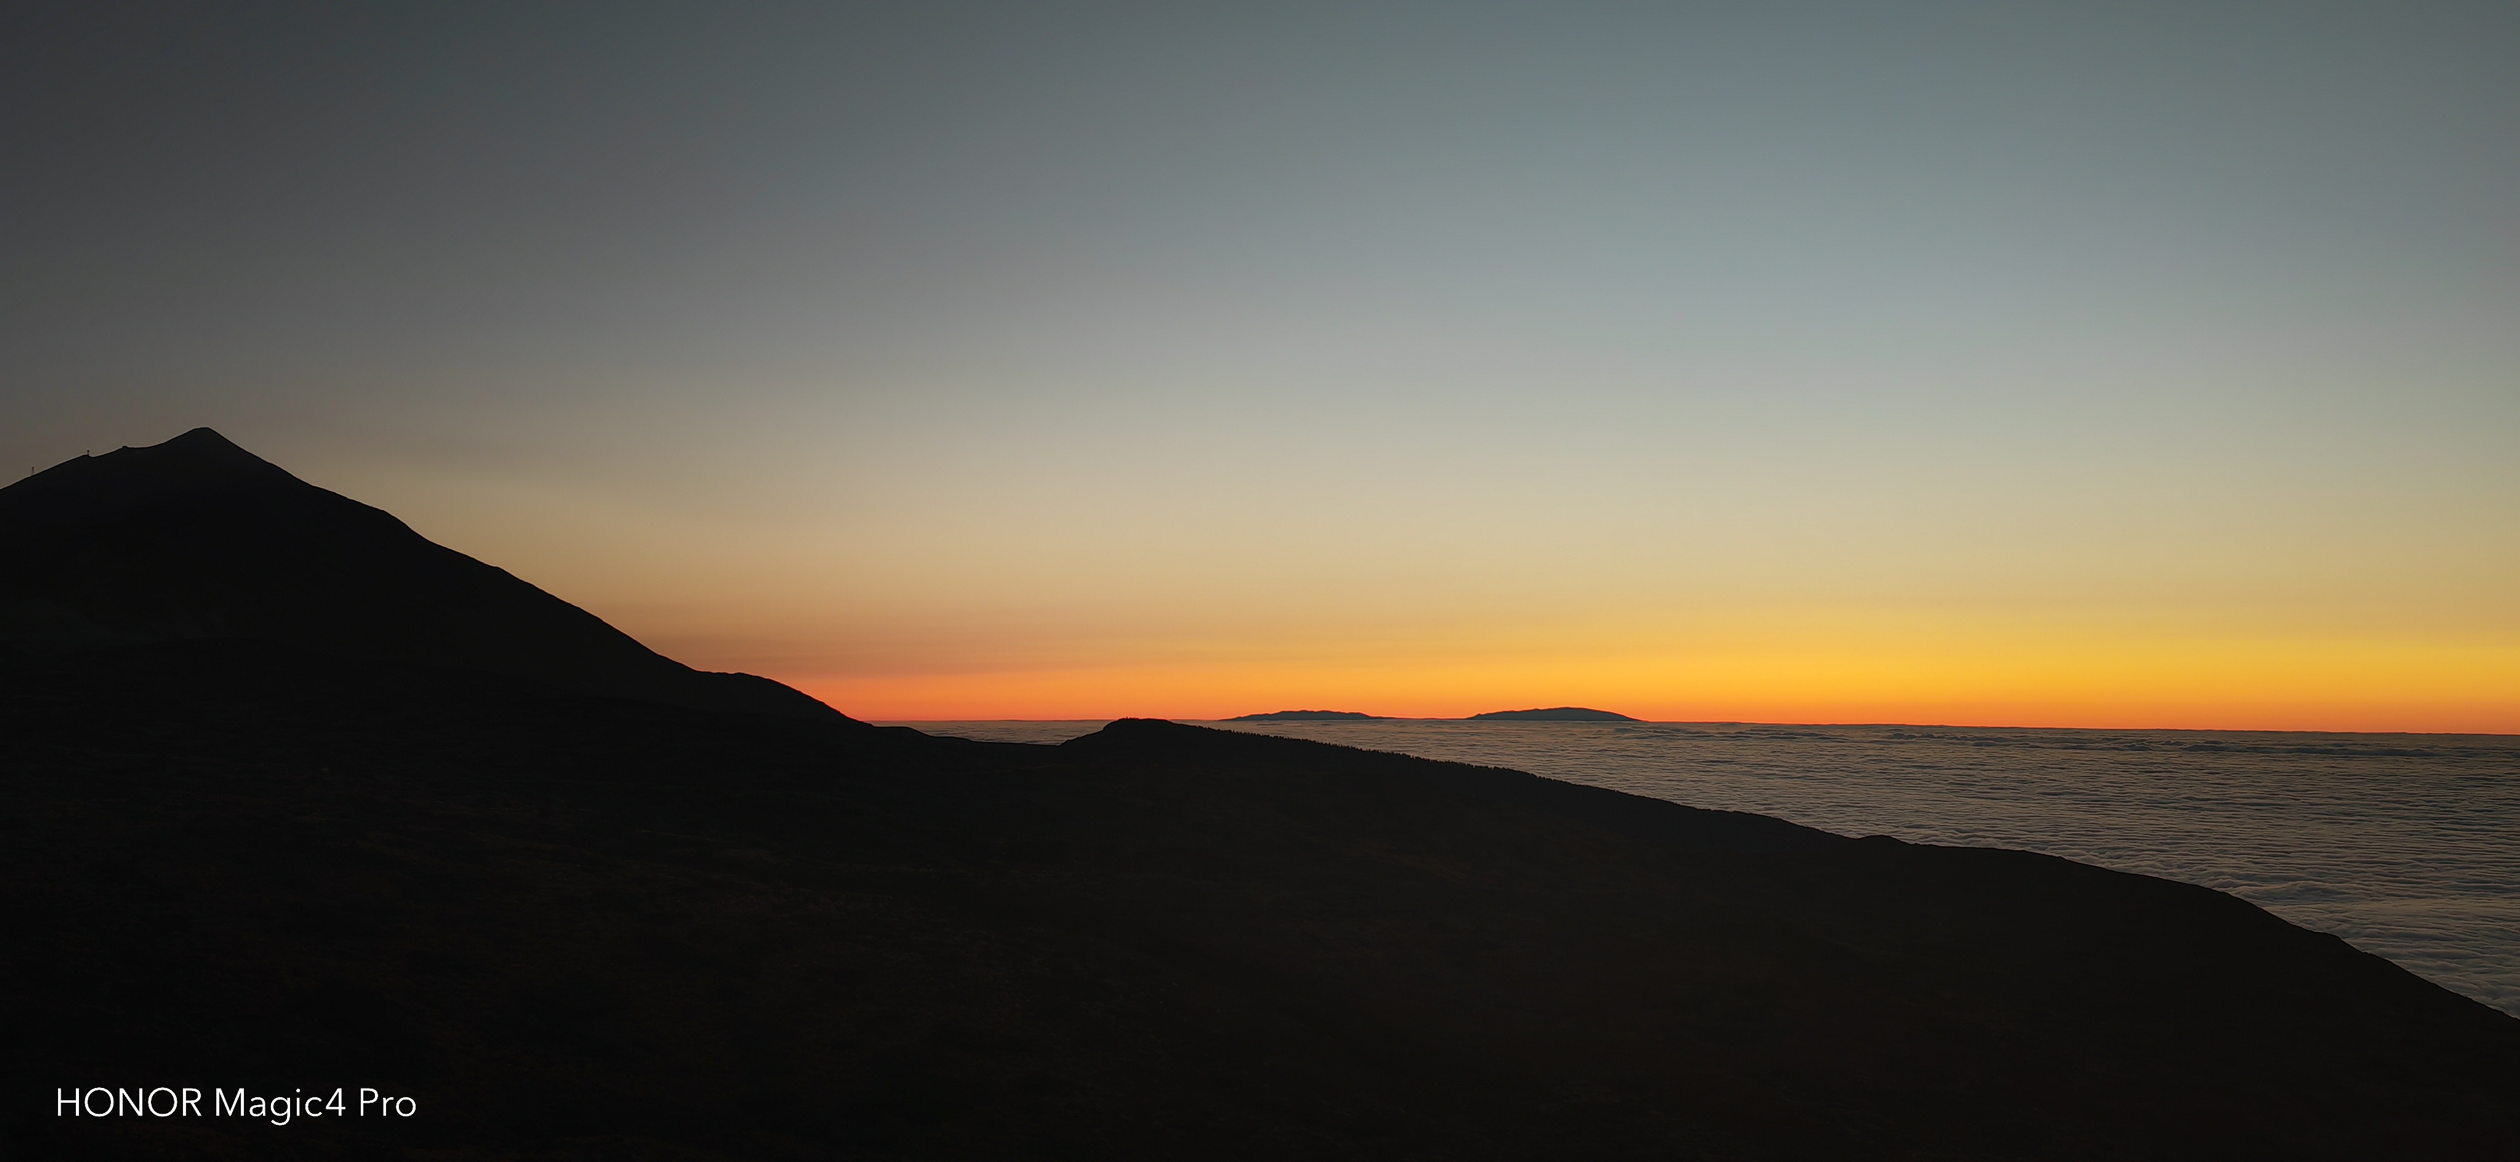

1469,706,1637,721
5,432,2517,1159
1226,709,1389,721
0,428,843,721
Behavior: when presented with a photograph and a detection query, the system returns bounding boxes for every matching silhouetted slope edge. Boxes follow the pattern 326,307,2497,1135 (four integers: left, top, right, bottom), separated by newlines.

1074,718,1842,853
5,644,2517,1158
0,428,847,722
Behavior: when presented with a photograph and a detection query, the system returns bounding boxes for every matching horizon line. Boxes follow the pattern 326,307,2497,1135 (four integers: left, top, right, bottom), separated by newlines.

862,716,2520,739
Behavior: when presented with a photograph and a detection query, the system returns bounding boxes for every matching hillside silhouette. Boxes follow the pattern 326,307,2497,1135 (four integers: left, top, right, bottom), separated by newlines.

5,432,2517,1159
0,428,840,721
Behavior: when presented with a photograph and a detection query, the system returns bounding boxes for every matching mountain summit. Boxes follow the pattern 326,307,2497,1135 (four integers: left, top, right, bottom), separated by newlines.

0,428,845,721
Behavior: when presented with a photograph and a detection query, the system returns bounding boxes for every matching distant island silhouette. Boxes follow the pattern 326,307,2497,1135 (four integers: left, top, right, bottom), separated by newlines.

1227,709,1390,721
7,429,2516,1159
1469,706,1639,721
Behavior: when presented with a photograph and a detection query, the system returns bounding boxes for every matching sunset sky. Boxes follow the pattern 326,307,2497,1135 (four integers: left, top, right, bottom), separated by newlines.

6,3,2516,730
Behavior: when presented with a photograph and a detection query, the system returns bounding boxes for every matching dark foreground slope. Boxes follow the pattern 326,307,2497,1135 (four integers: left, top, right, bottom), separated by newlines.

6,433,2517,1158
6,644,2518,1161
0,429,839,722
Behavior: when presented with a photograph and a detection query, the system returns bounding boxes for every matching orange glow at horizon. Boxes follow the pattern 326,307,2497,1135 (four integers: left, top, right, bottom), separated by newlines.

785,625,2520,735
16,1,2520,745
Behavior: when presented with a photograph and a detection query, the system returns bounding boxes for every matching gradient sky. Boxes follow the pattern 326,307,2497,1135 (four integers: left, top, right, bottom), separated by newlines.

6,2,2516,730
